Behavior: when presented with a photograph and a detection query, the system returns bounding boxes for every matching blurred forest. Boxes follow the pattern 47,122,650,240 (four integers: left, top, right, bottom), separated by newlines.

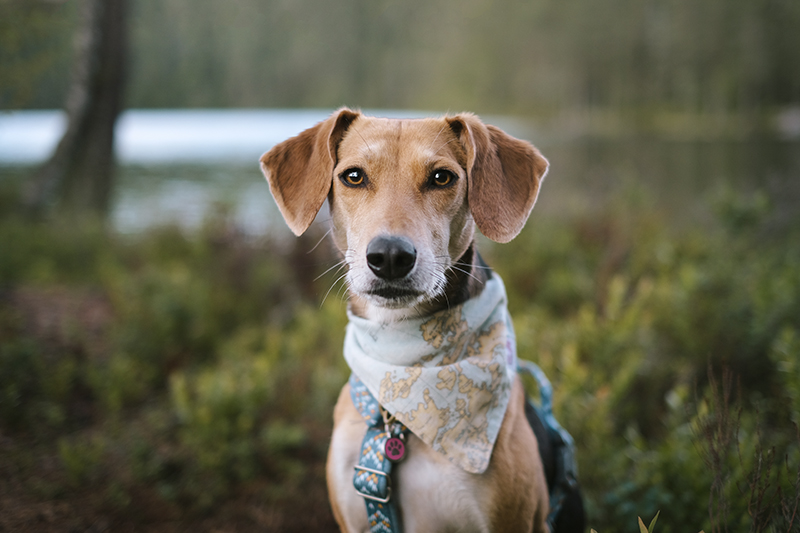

3,0,800,121
1,0,800,532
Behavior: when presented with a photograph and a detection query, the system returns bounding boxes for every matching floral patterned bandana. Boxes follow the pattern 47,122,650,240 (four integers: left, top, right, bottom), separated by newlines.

343,274,517,474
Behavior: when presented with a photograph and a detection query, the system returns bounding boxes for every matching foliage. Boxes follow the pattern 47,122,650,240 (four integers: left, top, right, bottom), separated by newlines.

0,191,798,530
490,195,800,532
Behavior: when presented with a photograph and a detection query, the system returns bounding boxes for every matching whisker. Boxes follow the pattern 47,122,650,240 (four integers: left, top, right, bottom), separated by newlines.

428,257,486,282
336,283,350,301
431,138,458,159
430,254,489,266
424,124,448,165
307,228,332,253
352,127,373,154
314,259,348,281
450,265,484,284
321,271,350,307
449,258,493,271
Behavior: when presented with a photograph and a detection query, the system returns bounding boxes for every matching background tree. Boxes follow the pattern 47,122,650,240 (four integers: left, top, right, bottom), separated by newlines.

25,0,127,218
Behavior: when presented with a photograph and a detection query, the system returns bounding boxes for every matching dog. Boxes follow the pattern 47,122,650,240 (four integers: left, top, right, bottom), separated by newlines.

260,108,584,533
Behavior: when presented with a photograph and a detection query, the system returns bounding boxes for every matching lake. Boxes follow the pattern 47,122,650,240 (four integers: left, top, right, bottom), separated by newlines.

1,109,798,236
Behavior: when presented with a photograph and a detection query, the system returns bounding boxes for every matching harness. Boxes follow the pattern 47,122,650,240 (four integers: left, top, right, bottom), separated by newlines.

349,361,577,533
517,359,580,531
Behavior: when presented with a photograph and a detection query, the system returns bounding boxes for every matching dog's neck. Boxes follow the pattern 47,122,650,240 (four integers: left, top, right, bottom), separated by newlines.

347,242,492,323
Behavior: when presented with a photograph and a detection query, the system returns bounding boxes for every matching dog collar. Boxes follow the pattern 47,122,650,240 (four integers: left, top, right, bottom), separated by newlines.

350,373,408,533
344,274,516,474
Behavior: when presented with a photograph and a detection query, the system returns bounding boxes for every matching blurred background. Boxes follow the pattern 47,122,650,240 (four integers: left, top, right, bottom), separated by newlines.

1,1,799,532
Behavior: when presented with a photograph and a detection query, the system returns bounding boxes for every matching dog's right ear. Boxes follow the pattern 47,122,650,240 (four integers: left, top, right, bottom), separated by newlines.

260,108,360,236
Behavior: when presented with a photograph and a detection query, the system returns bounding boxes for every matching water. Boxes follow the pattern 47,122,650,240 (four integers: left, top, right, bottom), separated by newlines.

538,136,800,230
1,109,798,236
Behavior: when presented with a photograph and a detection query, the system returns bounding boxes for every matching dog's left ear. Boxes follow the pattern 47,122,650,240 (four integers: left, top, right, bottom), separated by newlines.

447,114,549,243
260,108,360,236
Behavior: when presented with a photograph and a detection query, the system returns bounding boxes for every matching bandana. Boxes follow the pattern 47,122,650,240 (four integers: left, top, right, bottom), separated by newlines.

343,274,517,474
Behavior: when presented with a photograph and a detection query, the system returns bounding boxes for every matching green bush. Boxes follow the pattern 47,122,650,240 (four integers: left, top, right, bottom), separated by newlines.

0,321,81,432
58,433,106,485
1,194,798,529
498,201,800,532
163,300,348,498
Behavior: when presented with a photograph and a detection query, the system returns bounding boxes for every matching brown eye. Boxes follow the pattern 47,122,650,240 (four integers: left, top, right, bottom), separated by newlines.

340,168,367,188
430,169,456,188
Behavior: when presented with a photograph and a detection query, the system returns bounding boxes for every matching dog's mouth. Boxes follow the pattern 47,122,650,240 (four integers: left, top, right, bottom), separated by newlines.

364,286,424,306
345,253,447,311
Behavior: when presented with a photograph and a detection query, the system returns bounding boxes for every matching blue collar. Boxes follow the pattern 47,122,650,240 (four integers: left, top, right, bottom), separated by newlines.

350,373,408,533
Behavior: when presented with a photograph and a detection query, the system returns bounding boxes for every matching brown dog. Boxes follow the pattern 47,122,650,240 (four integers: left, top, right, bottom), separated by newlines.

261,109,553,532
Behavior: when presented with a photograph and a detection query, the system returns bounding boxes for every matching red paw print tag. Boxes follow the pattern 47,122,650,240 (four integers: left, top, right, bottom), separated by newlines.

385,437,405,462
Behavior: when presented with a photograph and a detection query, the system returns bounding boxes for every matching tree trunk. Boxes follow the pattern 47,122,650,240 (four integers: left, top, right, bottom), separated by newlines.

26,0,127,219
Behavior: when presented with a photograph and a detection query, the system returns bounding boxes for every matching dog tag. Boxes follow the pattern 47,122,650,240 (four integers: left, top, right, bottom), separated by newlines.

385,437,405,462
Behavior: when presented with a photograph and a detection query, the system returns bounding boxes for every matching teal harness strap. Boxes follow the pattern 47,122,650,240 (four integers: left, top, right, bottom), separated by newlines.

350,374,407,533
517,359,579,531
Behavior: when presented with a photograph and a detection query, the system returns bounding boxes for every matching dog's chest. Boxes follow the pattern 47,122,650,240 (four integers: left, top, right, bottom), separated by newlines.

328,421,494,533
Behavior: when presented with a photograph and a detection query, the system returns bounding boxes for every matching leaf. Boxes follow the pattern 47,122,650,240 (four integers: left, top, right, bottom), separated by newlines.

648,510,660,532
638,517,648,533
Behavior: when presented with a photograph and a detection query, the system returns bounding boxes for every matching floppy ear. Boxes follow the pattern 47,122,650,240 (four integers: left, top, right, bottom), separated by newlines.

260,108,360,236
446,114,549,243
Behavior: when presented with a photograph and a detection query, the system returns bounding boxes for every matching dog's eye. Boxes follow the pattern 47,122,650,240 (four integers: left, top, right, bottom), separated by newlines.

340,168,367,188
430,170,456,188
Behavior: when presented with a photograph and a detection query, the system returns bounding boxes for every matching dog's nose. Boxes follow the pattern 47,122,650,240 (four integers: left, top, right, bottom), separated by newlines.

366,236,417,280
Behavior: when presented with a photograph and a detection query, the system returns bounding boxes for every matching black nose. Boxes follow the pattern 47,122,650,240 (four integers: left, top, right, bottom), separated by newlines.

366,236,417,280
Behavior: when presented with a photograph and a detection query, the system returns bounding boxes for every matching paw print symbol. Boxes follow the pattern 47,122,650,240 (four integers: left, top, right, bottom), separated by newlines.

385,437,405,462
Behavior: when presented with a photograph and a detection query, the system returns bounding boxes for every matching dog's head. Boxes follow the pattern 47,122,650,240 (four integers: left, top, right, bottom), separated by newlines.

260,108,548,319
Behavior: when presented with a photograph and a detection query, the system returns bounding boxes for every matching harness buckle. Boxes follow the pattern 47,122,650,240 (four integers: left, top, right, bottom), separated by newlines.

353,465,393,503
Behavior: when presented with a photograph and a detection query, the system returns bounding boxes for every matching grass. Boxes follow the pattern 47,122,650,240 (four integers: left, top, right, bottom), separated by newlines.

0,183,798,531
